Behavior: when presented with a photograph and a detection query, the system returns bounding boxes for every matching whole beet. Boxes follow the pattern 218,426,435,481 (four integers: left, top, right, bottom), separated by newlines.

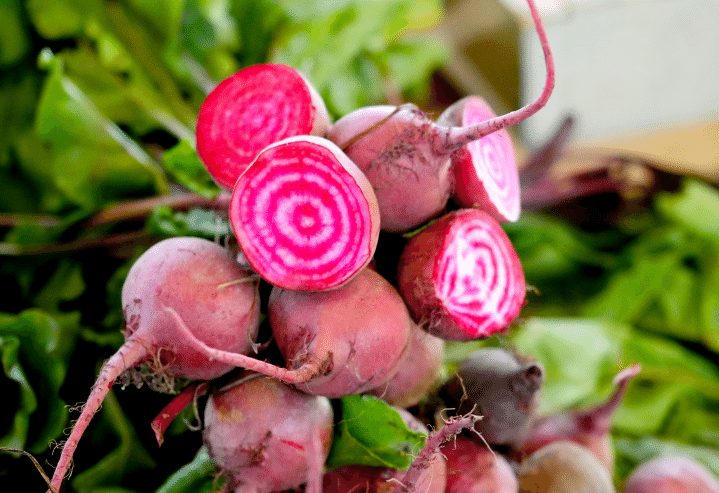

48,237,261,493
442,435,519,493
268,267,413,397
518,441,615,493
203,374,334,493
623,454,719,493
442,347,544,447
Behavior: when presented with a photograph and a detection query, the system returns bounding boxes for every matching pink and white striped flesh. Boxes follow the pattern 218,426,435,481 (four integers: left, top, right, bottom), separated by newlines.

230,135,380,291
437,96,520,222
397,209,526,341
326,0,553,233
196,63,330,190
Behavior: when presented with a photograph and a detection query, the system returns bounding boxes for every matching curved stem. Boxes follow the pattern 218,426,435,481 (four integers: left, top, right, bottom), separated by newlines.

396,414,481,493
441,0,555,152
164,307,328,385
48,340,148,493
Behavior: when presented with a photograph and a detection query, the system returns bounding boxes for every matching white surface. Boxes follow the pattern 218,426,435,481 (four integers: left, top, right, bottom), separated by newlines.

512,0,719,145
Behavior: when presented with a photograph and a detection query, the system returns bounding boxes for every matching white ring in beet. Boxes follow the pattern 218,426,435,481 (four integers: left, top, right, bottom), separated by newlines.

196,63,330,190
230,136,380,291
398,209,525,341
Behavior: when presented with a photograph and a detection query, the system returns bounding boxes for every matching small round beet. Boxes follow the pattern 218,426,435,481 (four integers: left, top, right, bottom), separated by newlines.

230,135,380,292
441,347,543,447
623,454,719,493
48,237,261,492
204,374,334,493
518,441,615,493
442,435,519,493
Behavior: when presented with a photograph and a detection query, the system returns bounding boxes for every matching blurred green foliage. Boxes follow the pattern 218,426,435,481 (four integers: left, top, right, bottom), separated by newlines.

2,0,718,491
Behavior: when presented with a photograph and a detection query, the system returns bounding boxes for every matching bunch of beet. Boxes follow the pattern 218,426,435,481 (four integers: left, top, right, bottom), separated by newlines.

45,0,565,492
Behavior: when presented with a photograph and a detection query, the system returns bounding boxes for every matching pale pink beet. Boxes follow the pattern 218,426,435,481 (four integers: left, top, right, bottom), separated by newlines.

623,454,719,493
196,63,330,190
518,441,615,493
437,96,520,223
368,326,445,408
268,267,413,397
229,135,380,292
327,104,454,233
170,268,413,398
516,364,641,471
203,374,334,493
48,237,261,493
397,209,526,341
442,435,519,493
325,0,554,233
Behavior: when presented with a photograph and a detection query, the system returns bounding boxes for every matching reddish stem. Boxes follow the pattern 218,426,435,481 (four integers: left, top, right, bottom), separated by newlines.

395,414,481,493
151,381,210,446
164,307,328,385
441,0,555,151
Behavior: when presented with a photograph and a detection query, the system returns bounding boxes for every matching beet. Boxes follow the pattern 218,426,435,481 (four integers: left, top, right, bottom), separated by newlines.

437,96,520,223
229,135,380,292
397,210,526,341
442,435,519,493
203,374,334,493
196,63,330,190
325,0,554,233
518,441,615,493
623,454,719,493
441,347,543,447
47,237,261,492
170,267,413,398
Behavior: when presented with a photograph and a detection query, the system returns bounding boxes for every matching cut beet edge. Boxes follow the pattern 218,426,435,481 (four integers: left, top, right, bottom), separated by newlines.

230,135,380,291
196,63,330,190
438,96,520,223
398,209,526,341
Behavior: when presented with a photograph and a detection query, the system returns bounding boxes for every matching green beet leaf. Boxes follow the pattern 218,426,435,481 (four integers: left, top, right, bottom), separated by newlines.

325,395,426,471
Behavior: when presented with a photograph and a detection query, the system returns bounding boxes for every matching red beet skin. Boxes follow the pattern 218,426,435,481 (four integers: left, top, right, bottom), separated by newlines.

442,435,519,493
397,209,526,341
327,104,454,233
196,63,330,190
203,375,334,493
230,135,380,291
437,96,520,223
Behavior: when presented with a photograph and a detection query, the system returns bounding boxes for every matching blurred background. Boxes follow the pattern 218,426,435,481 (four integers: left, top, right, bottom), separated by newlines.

1,0,718,492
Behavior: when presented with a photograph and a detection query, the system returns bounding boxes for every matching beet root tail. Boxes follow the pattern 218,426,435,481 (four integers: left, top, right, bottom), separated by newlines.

48,341,148,493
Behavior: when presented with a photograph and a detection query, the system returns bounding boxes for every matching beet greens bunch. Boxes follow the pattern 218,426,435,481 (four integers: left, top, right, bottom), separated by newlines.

44,0,573,492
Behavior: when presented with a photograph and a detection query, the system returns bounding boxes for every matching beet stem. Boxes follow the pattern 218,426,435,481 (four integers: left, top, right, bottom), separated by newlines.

151,381,210,447
442,0,555,151
48,340,148,492
164,307,326,384
396,414,481,493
